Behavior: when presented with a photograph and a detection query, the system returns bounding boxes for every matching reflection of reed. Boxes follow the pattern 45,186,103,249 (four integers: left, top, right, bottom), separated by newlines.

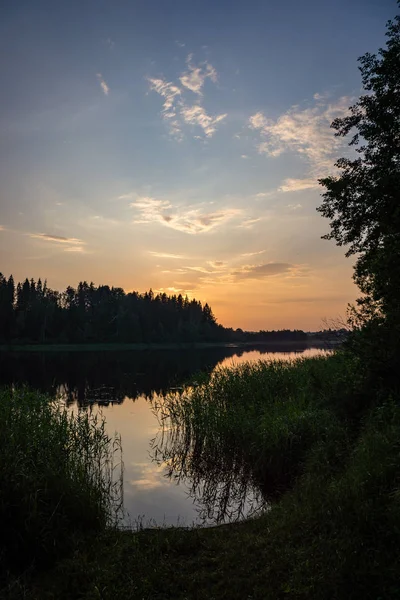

151,394,266,525
57,383,126,408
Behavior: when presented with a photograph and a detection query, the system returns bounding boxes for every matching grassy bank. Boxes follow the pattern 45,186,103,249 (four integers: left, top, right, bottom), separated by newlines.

2,353,400,599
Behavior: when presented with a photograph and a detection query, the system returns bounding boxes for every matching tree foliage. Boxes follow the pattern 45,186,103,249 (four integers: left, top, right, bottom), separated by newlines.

318,7,400,324
0,273,307,345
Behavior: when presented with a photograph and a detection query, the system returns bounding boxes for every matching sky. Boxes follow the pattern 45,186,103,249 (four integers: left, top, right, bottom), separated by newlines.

0,0,396,331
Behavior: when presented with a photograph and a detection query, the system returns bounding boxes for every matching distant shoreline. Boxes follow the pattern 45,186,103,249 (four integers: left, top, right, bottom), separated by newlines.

0,339,333,353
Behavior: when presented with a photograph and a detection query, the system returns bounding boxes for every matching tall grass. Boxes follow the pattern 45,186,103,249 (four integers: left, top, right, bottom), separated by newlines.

156,352,357,499
0,387,123,581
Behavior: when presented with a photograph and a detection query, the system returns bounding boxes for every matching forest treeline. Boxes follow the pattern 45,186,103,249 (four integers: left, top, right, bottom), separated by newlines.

0,273,307,344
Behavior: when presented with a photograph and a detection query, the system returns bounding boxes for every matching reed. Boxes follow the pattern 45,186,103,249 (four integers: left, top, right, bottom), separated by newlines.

0,386,123,581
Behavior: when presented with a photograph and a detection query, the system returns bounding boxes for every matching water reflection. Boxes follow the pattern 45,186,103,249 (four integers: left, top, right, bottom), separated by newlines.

0,344,320,407
0,344,329,526
151,409,266,524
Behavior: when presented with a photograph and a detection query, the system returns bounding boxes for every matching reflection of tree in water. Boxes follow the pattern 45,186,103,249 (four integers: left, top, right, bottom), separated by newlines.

0,344,309,409
151,401,267,524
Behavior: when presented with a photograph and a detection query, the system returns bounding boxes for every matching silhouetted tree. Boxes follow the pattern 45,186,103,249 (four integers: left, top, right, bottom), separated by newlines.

0,273,308,345
317,4,400,393
318,8,400,325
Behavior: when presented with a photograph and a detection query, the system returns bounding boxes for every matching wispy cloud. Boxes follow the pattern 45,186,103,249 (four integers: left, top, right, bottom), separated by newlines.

181,105,227,137
313,91,329,101
179,55,217,95
148,77,182,138
149,251,185,259
0,225,5,231
237,217,263,229
278,178,319,192
129,195,241,234
208,260,225,268
30,233,84,245
30,233,87,254
64,246,85,253
249,95,352,175
148,55,226,140
254,191,276,201
241,250,266,257
96,73,110,96
186,265,214,273
287,203,302,211
232,262,295,280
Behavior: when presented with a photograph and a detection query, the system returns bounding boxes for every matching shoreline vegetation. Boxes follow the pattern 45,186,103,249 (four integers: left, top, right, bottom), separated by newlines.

2,351,400,599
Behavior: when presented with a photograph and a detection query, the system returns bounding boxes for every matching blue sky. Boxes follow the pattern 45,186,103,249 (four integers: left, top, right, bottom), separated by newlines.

0,0,396,330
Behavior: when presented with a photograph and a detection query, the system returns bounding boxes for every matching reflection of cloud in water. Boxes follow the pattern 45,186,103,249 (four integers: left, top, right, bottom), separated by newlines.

129,462,165,492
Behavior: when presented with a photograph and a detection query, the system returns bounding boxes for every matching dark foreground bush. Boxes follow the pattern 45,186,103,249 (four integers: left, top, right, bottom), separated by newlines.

0,387,122,583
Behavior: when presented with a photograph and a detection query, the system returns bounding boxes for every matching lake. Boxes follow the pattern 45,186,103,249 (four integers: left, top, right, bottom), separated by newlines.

0,344,330,527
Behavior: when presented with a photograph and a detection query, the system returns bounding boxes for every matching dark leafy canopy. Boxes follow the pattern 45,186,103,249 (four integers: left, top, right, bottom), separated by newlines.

318,7,400,323
0,273,307,344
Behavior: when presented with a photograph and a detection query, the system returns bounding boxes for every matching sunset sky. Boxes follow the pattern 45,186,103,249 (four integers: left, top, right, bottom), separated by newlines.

0,0,395,331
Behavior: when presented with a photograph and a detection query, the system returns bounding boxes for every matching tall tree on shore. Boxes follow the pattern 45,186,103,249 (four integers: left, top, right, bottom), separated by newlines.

318,6,400,326
317,4,400,390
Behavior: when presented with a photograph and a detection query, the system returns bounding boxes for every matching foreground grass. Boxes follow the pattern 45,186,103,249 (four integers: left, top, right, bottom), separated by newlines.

0,388,122,594
2,354,400,599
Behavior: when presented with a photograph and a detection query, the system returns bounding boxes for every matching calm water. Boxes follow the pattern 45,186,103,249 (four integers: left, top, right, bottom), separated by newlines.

0,344,330,527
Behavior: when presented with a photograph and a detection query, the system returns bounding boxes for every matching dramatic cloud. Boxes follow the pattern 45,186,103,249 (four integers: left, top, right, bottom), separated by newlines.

278,178,320,192
179,55,217,95
181,105,227,137
30,233,84,245
129,195,241,234
96,73,110,96
233,262,294,280
249,95,352,174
